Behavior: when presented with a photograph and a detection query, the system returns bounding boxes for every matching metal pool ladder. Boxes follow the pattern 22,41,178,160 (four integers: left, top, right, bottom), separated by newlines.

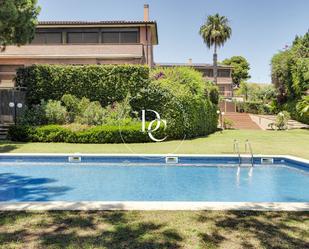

245,139,254,167
233,139,254,167
233,139,241,167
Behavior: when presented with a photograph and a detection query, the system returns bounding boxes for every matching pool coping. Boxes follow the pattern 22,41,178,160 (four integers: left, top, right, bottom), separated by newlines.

0,201,308,211
0,153,308,211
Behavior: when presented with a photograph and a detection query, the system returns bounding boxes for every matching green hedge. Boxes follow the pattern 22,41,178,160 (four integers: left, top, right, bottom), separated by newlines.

14,65,218,142
236,101,274,115
16,64,150,106
133,67,218,138
8,124,167,143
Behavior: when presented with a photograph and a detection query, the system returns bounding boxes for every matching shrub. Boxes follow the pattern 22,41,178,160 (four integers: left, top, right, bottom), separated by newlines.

236,101,274,115
8,123,166,144
16,64,150,107
61,94,81,123
223,118,234,129
44,100,67,124
76,101,106,126
296,96,309,117
18,102,47,126
274,111,291,130
141,67,218,138
8,125,33,142
205,83,219,104
283,100,309,125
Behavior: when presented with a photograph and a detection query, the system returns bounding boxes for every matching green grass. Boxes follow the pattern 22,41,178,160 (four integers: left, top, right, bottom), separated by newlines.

1,129,309,159
0,211,308,249
1,129,308,249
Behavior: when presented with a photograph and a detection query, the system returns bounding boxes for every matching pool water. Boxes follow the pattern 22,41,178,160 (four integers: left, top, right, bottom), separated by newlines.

0,163,308,202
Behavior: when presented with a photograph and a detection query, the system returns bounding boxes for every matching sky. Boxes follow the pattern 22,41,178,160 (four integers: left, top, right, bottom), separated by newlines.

37,0,309,83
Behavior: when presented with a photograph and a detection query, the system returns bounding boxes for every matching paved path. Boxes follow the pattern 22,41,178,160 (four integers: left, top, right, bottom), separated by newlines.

250,114,309,130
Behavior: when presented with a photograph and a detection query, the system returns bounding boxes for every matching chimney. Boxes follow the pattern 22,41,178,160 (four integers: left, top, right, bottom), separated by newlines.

188,58,193,65
144,4,149,21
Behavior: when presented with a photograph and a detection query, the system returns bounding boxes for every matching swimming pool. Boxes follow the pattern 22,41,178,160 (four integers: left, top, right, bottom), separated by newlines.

0,154,308,210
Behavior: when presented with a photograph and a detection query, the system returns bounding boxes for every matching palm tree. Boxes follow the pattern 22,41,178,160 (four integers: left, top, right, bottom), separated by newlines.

199,14,232,84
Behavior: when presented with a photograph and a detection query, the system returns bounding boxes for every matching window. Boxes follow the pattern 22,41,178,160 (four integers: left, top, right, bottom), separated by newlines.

218,69,231,77
102,32,119,43
67,32,99,43
120,31,139,43
101,30,139,44
31,32,62,44
200,69,213,77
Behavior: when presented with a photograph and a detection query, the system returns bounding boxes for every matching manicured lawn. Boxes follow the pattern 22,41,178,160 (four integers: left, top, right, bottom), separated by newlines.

0,211,308,249
1,129,309,159
1,129,308,249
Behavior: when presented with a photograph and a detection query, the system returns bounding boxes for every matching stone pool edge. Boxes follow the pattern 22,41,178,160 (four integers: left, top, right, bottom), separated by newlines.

0,201,308,211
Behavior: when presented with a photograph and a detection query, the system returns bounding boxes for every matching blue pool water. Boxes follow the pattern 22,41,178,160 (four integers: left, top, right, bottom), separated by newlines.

0,162,308,202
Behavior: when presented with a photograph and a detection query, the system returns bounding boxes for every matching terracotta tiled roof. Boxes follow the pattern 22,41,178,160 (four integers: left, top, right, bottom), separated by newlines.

38,20,157,25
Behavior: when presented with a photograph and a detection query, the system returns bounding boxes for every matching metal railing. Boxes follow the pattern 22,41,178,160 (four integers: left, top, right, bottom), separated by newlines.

233,139,241,167
245,139,254,167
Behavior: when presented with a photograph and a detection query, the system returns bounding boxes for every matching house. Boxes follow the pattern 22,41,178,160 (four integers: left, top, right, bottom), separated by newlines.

157,61,234,97
0,4,233,97
0,4,158,88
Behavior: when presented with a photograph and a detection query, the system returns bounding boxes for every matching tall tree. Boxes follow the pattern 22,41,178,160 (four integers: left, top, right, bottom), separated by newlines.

0,0,40,51
199,14,232,84
222,56,250,87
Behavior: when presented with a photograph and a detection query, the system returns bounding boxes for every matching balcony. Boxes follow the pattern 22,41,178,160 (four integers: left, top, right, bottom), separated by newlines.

0,44,144,60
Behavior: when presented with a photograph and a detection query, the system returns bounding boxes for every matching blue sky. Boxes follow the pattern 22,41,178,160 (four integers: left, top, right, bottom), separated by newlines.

37,0,309,83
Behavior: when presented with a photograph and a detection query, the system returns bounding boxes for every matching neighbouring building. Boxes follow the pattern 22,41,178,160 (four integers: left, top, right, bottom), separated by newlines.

0,4,233,98
157,61,234,97
0,4,158,88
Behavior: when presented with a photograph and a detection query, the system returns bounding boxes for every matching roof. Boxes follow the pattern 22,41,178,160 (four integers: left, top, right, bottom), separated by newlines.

37,20,159,45
156,62,233,69
0,44,144,59
38,20,157,25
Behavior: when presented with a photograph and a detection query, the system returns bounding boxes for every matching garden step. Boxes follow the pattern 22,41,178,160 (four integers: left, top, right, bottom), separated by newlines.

0,124,13,140
224,113,261,130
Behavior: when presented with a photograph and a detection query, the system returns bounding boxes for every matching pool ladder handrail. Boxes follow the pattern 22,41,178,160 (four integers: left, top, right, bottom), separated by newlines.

245,139,254,167
233,139,241,167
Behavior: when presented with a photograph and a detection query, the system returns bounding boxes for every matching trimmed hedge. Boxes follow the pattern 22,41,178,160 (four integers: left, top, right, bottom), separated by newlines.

14,66,219,142
16,64,150,106
8,124,167,144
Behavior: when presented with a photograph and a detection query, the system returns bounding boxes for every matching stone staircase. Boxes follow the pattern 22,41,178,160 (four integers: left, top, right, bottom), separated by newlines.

224,113,261,130
0,123,12,140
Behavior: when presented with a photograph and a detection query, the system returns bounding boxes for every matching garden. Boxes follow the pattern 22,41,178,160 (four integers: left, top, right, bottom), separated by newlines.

9,65,219,143
234,31,309,125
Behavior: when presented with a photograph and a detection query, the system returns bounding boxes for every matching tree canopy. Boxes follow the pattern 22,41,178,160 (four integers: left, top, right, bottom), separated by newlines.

222,56,250,86
199,13,232,84
271,31,309,101
199,14,232,50
271,30,309,124
0,0,40,50
235,82,277,103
